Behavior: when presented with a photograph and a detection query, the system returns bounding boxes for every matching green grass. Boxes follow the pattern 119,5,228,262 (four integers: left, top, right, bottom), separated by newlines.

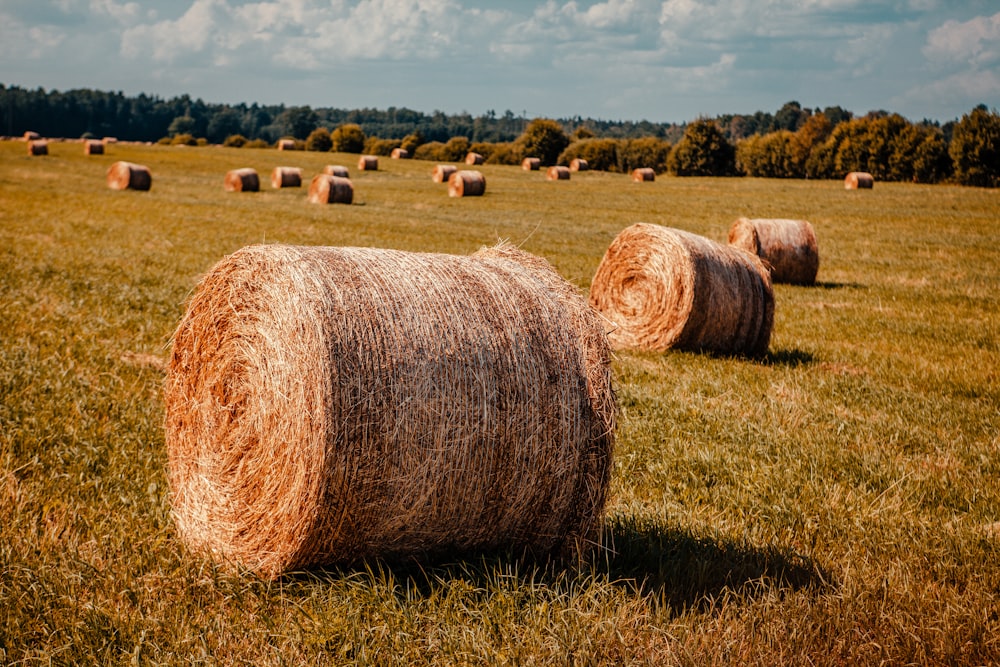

1,139,999,665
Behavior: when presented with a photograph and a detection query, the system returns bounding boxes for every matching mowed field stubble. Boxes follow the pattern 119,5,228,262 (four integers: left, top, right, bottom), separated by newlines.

1,138,999,664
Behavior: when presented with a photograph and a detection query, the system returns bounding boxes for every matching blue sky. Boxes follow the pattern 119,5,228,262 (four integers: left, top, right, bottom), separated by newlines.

1,0,997,124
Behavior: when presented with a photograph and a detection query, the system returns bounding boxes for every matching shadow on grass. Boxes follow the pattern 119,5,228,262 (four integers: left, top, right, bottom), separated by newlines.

813,280,864,290
761,348,815,367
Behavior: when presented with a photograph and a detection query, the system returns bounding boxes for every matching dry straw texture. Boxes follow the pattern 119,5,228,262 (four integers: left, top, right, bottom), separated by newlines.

844,172,874,189
547,166,571,181
323,165,350,178
522,157,541,171
106,161,152,191
164,243,616,578
589,223,774,356
27,140,48,156
271,167,302,189
465,152,484,165
570,158,589,172
728,217,819,285
432,164,457,183
307,174,354,204
224,168,260,193
358,155,379,171
631,168,655,182
391,148,410,159
447,170,486,197
84,140,105,155
277,139,296,151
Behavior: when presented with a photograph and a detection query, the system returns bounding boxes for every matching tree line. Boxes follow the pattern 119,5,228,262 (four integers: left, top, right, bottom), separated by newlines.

2,84,996,187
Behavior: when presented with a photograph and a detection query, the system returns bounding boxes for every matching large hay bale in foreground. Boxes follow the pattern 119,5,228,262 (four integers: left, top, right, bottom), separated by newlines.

164,243,616,578
84,140,104,155
465,152,484,165
28,140,48,156
547,166,570,181
308,174,354,204
271,166,302,189
522,157,541,171
432,164,457,183
224,168,260,192
728,217,819,285
107,161,152,190
447,170,486,197
570,158,589,172
631,168,655,182
358,155,378,171
844,172,873,189
589,223,773,356
324,165,350,178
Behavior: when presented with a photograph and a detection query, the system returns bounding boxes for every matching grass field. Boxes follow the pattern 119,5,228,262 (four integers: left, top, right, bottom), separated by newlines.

1,139,998,665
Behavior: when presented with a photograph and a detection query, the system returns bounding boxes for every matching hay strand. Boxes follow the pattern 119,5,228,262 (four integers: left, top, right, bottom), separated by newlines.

589,223,773,356
164,243,616,578
546,166,570,181
631,168,655,182
432,164,457,183
84,140,105,155
224,168,260,193
728,217,819,285
522,157,541,171
844,172,874,189
465,152,484,165
569,158,589,172
106,161,152,191
447,170,486,197
271,167,302,189
307,174,354,204
358,155,379,171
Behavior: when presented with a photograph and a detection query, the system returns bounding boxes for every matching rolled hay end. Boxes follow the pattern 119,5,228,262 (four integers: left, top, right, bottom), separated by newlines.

224,168,260,193
631,168,655,182
432,164,457,183
164,243,616,578
728,217,819,285
307,174,354,204
84,140,105,155
391,148,410,159
271,166,302,189
106,161,152,191
447,170,486,197
589,223,773,356
28,140,48,156
358,155,379,171
844,172,874,189
522,157,541,171
323,165,350,178
546,166,570,181
569,158,589,172
277,139,296,151
465,152,484,165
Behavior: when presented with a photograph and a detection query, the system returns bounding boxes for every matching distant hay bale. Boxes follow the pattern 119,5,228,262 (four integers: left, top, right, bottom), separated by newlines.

84,140,104,155
569,158,589,172
844,172,873,189
224,168,260,193
28,140,48,156
447,170,486,197
277,139,296,151
391,148,410,159
102,137,118,144
589,223,773,356
465,152,484,165
631,168,655,182
23,131,39,141
728,217,819,285
107,161,152,191
522,157,541,171
432,164,457,183
323,165,350,178
307,174,354,204
164,242,616,578
358,155,379,171
271,166,302,189
546,166,570,181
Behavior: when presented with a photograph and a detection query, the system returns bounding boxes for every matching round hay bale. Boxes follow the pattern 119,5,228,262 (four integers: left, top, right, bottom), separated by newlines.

465,152,484,165
271,166,302,189
569,158,589,172
447,170,486,197
844,172,873,189
28,140,48,156
307,174,354,204
391,147,410,159
164,243,615,578
432,164,457,183
546,166,570,181
84,140,105,155
23,131,40,141
106,161,152,191
728,217,819,286
631,168,655,182
589,223,773,356
277,139,296,151
224,168,260,193
522,157,541,171
358,155,379,171
323,165,350,178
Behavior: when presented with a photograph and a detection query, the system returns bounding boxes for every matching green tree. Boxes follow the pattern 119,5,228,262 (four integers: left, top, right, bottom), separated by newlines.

168,115,196,137
331,123,366,153
441,136,471,162
949,106,1000,187
278,106,319,140
206,108,242,144
305,127,333,152
558,138,619,172
517,118,569,166
667,119,736,176
400,131,425,153
223,134,248,148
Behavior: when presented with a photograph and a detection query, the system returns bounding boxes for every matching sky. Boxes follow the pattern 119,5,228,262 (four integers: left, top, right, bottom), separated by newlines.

1,0,998,124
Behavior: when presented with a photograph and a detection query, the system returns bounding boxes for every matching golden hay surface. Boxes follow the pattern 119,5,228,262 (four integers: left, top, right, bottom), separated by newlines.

631,168,655,182
522,157,541,171
447,170,486,197
844,171,874,189
465,152,484,165
589,223,774,356
28,140,48,156
106,161,152,191
224,168,260,193
307,174,354,204
358,155,379,171
547,166,570,181
164,243,615,578
569,158,589,172
323,165,350,178
270,167,302,189
728,217,819,285
84,140,105,155
391,148,410,159
432,164,457,183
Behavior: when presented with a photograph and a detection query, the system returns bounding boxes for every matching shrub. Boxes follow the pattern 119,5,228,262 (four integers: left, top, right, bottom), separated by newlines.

485,142,523,166
736,131,800,178
667,119,737,176
224,134,248,148
363,137,401,156
305,127,333,152
619,137,672,174
558,138,619,172
517,119,569,166
400,131,425,154
413,141,445,161
245,139,270,149
331,123,366,153
170,133,198,146
441,136,471,162
949,106,1000,187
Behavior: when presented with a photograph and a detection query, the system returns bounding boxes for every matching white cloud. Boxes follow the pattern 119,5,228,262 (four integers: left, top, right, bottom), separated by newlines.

923,12,1000,67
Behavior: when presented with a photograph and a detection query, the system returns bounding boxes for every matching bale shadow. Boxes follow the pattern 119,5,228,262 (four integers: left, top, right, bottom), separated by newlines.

812,280,864,290
761,348,815,367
